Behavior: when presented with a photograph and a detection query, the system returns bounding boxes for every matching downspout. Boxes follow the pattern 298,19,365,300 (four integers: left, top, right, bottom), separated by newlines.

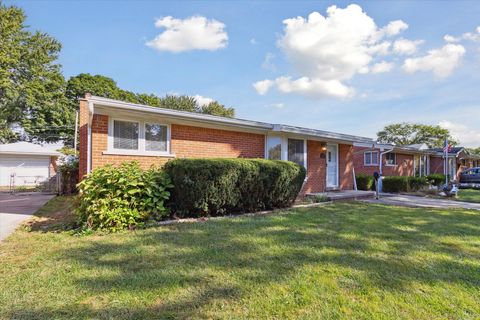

86,101,94,174
379,147,394,175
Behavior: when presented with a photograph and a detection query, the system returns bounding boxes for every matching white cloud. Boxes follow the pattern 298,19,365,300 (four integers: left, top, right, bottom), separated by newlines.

393,38,424,55
380,20,409,37
193,94,214,106
253,79,274,95
146,16,228,52
253,4,407,98
439,120,480,147
262,53,276,71
371,61,394,73
403,44,465,78
444,26,480,43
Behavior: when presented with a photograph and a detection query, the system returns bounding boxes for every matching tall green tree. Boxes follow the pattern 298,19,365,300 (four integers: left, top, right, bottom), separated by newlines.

0,3,73,143
66,73,235,117
468,147,480,156
377,123,458,148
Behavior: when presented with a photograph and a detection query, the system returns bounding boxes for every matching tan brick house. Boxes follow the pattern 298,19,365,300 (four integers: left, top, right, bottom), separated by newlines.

78,95,375,195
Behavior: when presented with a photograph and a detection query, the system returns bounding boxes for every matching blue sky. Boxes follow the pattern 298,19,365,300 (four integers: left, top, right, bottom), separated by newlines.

8,0,480,146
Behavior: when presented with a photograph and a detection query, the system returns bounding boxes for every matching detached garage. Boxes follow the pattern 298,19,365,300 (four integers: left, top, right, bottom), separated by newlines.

0,142,61,188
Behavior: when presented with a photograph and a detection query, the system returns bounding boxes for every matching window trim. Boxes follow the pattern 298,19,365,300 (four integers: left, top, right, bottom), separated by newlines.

107,117,174,157
144,122,170,153
364,151,379,166
264,134,307,169
385,152,397,166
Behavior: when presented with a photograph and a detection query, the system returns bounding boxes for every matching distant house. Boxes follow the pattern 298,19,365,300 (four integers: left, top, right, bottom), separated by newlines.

0,142,61,188
78,95,377,196
353,143,434,178
353,143,480,180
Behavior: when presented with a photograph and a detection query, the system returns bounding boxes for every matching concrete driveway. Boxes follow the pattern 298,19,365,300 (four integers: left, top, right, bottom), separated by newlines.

0,193,54,241
365,194,480,211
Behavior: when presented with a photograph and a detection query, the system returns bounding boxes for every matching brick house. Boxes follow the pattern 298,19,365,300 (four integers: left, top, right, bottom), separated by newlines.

353,143,434,178
78,95,376,196
354,143,480,180
429,147,480,180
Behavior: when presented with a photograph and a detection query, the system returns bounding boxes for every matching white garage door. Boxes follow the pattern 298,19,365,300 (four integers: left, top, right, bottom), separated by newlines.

0,155,51,186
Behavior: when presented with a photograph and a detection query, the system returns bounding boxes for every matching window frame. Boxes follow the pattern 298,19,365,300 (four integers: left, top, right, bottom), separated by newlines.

144,122,170,153
385,152,397,166
107,117,172,156
265,134,307,169
364,151,379,166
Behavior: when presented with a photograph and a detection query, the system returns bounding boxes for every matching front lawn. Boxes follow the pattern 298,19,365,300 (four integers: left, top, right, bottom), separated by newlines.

458,189,480,203
1,197,479,319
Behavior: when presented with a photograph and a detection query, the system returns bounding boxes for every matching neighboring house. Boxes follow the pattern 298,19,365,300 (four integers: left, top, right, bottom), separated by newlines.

0,142,61,188
353,143,434,178
429,147,480,180
78,95,376,196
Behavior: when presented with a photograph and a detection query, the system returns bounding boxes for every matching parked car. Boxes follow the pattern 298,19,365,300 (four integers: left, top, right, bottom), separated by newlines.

459,167,480,184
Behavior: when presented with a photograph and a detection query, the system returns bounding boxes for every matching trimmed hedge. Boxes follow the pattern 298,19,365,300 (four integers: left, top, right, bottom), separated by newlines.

164,158,306,217
426,174,446,187
382,176,429,193
356,174,375,191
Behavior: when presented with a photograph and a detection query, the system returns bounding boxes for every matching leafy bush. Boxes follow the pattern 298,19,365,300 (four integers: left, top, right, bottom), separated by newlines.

356,174,375,191
56,154,79,195
76,162,172,231
164,158,306,217
382,176,428,193
426,174,446,187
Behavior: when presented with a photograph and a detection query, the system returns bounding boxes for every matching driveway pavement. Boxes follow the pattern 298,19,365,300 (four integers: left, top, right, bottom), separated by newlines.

364,194,480,210
0,193,54,241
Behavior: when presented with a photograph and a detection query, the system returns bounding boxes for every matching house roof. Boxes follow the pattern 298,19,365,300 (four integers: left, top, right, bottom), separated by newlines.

429,147,465,155
87,95,375,144
0,142,62,156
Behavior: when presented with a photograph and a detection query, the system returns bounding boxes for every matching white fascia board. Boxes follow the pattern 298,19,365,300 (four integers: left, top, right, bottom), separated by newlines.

89,96,273,131
274,125,374,144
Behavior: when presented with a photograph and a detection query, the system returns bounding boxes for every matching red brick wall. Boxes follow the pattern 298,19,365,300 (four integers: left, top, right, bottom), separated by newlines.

430,156,444,174
353,146,414,177
78,99,89,179
339,144,354,189
80,114,266,176
300,140,326,196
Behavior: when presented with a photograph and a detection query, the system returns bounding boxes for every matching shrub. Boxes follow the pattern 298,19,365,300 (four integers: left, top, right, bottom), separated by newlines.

382,176,429,193
76,162,172,231
356,174,375,191
164,158,306,217
56,154,79,195
426,174,446,187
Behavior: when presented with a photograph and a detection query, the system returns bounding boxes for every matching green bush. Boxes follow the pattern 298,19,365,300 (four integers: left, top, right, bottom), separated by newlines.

356,174,375,191
164,158,306,217
76,162,172,232
382,176,428,193
426,174,446,186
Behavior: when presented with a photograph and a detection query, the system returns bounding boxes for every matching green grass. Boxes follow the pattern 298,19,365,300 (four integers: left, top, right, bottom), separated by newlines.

1,197,480,319
458,189,480,203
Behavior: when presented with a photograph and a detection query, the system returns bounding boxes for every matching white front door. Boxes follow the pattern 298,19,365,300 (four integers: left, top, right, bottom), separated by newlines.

326,144,338,188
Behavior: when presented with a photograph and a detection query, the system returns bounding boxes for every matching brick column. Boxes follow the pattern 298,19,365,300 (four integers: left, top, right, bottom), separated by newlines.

78,94,90,180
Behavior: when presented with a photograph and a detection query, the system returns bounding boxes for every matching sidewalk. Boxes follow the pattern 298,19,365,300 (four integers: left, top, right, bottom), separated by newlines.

363,193,480,210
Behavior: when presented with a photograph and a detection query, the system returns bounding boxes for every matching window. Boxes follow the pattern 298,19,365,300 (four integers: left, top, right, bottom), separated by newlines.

385,153,396,165
364,151,379,166
110,119,171,155
145,123,168,151
113,120,138,150
288,139,305,167
266,136,281,160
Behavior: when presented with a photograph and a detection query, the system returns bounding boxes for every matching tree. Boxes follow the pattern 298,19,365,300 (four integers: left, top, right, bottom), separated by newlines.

468,147,480,155
201,101,235,117
0,3,73,143
66,73,235,117
377,123,458,148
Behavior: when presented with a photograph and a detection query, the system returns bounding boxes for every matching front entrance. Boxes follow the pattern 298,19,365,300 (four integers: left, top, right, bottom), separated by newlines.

326,144,339,188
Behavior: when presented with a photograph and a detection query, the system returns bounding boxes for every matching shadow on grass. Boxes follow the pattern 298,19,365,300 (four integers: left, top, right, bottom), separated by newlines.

5,202,480,319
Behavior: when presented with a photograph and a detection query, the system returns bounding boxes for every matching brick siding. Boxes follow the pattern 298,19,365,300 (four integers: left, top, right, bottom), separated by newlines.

353,146,414,177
